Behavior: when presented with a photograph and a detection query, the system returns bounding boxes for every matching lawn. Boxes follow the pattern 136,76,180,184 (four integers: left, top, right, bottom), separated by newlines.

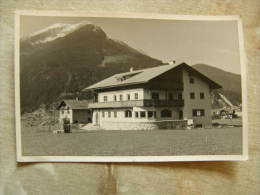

21,125,242,156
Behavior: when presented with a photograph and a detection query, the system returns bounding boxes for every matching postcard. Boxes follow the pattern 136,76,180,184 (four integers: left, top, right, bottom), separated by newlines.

15,11,248,162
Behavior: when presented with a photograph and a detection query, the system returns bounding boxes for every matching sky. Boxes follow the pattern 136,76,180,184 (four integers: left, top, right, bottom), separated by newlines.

20,16,241,74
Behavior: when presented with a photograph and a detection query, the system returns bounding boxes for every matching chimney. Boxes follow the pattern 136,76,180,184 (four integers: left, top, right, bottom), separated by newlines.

169,60,176,65
130,67,134,72
75,91,79,101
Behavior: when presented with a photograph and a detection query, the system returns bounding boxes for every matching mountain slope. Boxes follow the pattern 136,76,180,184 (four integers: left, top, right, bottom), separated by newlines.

193,64,241,107
20,22,241,113
20,22,162,113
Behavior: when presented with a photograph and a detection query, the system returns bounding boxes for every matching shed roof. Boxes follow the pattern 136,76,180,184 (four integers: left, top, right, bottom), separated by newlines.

83,62,222,91
57,100,90,110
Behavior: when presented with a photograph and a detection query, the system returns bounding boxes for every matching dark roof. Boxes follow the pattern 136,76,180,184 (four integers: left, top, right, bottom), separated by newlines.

57,100,90,110
83,63,222,90
84,64,176,90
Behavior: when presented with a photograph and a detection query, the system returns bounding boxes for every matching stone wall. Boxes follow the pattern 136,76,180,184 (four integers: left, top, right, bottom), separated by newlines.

100,120,188,130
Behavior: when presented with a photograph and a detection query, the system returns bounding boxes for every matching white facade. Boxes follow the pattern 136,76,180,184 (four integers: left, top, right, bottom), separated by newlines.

89,66,216,130
98,88,182,102
92,87,184,130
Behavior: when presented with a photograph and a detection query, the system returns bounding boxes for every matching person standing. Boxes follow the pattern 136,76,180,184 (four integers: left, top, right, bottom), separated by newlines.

63,116,71,133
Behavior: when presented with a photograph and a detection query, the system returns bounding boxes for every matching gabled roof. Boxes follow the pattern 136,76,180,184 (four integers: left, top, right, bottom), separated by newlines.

83,62,222,91
84,64,177,90
57,100,90,110
180,63,222,89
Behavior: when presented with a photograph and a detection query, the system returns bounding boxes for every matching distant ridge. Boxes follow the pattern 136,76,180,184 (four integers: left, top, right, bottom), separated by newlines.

193,64,241,107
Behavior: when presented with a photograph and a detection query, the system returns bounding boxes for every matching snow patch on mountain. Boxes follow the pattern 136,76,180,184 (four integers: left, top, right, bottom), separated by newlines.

27,21,94,46
30,23,68,37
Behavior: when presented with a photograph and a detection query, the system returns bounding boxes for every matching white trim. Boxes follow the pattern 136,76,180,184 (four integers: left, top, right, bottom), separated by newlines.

15,10,241,21
17,155,247,163
15,11,248,162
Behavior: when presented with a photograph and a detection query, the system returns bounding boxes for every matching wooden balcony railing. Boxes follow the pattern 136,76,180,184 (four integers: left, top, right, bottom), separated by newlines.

88,99,184,108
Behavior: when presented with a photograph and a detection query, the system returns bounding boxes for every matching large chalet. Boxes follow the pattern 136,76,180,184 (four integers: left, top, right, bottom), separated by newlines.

83,62,222,130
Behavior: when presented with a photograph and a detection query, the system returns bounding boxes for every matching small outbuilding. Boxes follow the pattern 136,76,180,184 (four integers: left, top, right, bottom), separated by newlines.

57,100,92,124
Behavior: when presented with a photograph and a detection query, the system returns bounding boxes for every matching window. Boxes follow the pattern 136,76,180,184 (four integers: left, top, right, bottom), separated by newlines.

108,111,111,118
192,109,205,117
168,93,173,100
178,93,182,100
161,109,172,118
134,93,138,100
151,92,159,100
114,111,117,118
190,92,195,99
195,124,203,128
148,111,156,118
200,92,205,99
135,111,139,118
102,112,105,118
189,77,194,84
125,110,132,118
140,111,146,118
179,110,183,119
127,94,131,100
114,95,117,101
61,110,64,114
119,94,123,101
67,110,70,114
103,96,108,102
148,111,153,118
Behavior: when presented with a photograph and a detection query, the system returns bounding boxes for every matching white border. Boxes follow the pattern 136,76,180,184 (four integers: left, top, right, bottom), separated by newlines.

15,11,248,162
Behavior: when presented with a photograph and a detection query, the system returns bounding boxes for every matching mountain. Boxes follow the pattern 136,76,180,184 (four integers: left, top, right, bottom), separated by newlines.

192,64,241,108
20,22,241,113
20,22,162,113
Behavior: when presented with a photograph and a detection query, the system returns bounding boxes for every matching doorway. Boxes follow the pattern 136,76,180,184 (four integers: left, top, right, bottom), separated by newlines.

95,112,99,125
179,110,183,119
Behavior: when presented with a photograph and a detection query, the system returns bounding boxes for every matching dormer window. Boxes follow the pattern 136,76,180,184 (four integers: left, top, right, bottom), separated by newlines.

115,71,142,82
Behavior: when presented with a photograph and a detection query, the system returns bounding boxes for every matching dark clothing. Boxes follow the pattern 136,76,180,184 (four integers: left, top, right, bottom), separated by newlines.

63,118,71,133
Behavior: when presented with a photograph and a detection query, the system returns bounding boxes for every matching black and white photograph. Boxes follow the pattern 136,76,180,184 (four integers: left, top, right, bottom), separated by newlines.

15,12,248,162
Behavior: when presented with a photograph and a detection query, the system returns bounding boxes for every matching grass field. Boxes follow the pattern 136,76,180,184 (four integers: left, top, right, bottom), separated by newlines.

21,125,242,156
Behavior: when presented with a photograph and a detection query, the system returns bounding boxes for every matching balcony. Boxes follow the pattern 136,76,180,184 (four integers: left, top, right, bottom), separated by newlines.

88,99,184,108
143,99,184,107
